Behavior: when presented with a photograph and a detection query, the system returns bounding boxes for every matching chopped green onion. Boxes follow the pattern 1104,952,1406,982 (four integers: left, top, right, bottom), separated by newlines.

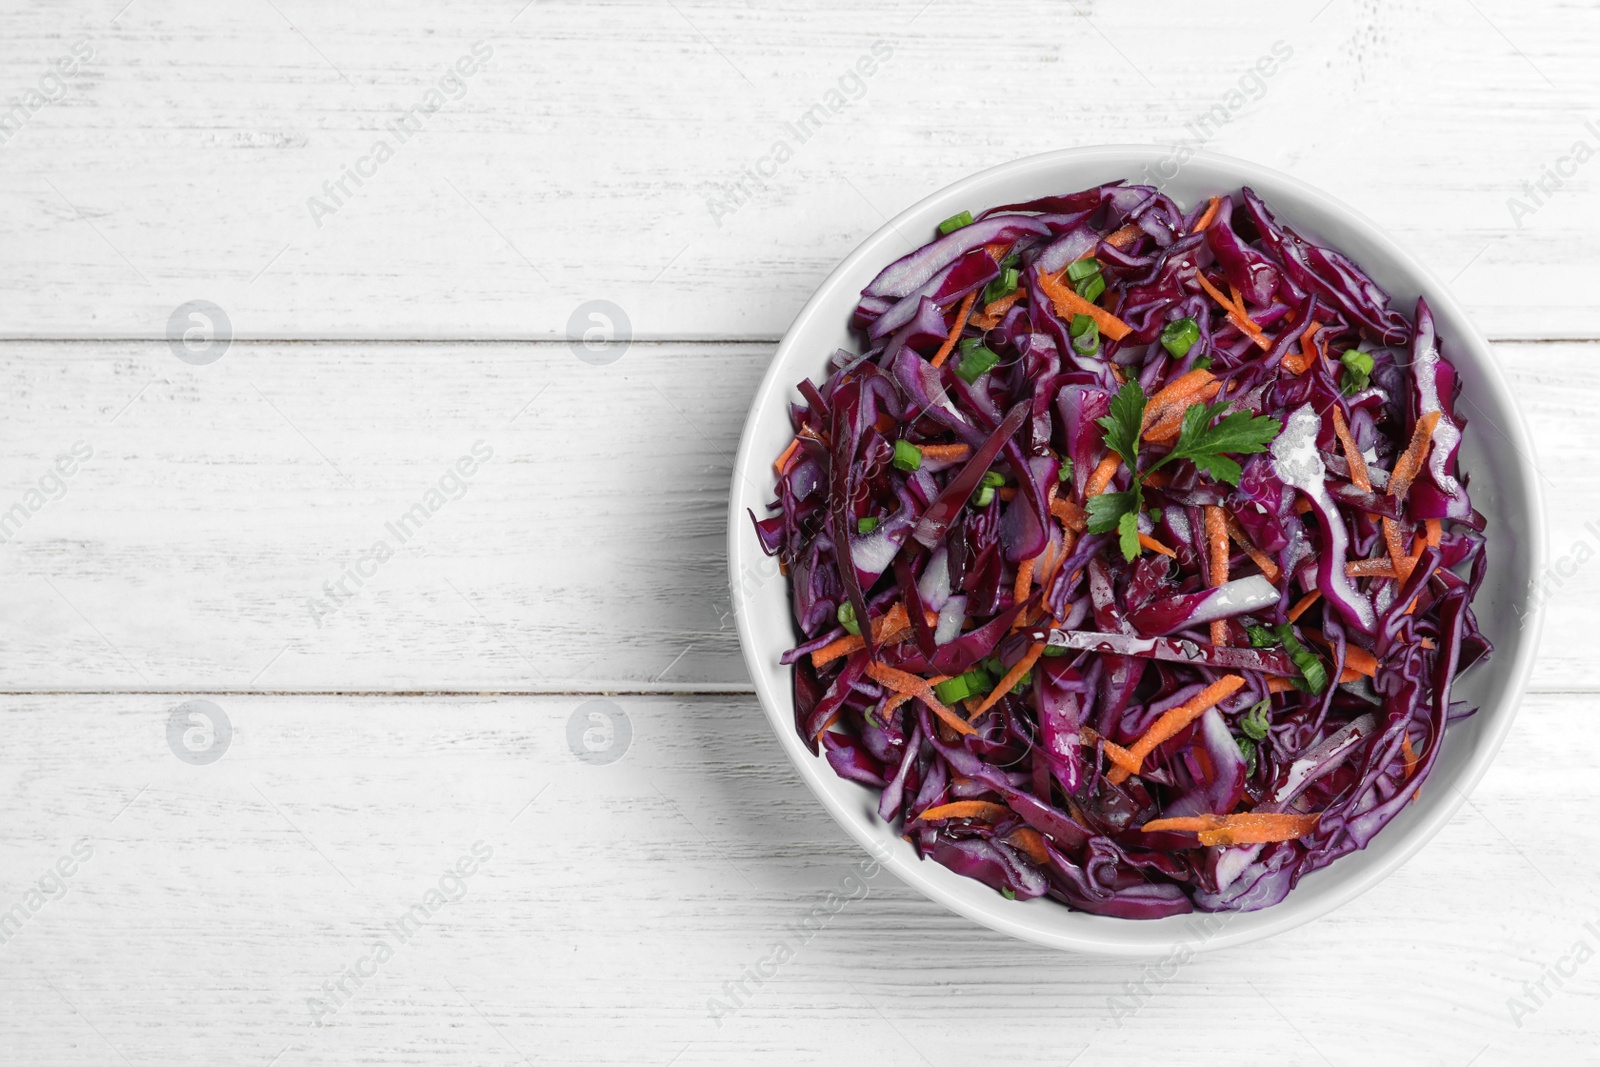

1160,317,1201,358
937,210,974,235
1340,349,1375,395
1147,507,1163,522
1058,457,1074,482
933,674,972,703
857,516,880,535
981,656,1005,677
837,601,860,637
1010,669,1033,695
980,470,1006,489
1236,736,1258,776
982,267,1021,305
955,344,1001,384
972,485,996,507
1246,625,1327,694
1240,698,1271,740
1074,273,1106,303
1000,886,1017,901
892,439,923,471
1193,354,1214,370
1043,644,1070,657
1066,257,1101,282
1069,313,1101,356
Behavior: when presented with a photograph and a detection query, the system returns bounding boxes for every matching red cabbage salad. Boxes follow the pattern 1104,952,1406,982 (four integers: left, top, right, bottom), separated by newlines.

752,183,1490,916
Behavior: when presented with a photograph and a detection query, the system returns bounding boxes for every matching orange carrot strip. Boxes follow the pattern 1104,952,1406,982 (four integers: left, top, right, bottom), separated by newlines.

1205,506,1230,646
1081,727,1142,773
1037,267,1133,341
1425,518,1441,548
774,437,801,473
1108,676,1247,783
1286,590,1321,623
983,241,1011,262
1346,557,1398,579
881,691,914,716
1303,629,1379,678
1145,382,1222,444
1265,676,1297,694
983,288,1026,319
865,663,976,737
1139,812,1320,846
1293,497,1314,515
1224,514,1282,583
918,800,1011,823
1402,736,1420,781
930,291,979,369
1139,534,1177,558
1001,826,1051,865
970,642,1048,718
1383,517,1412,583
918,443,972,462
1193,272,1270,350
1192,196,1222,233
1142,369,1217,430
1386,411,1443,501
1051,496,1088,533
1330,405,1372,492
1280,322,1322,376
1084,453,1122,499
1012,556,1036,614
812,602,910,667
1104,223,1145,250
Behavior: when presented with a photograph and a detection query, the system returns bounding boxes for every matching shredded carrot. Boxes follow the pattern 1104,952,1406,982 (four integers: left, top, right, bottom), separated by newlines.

1280,322,1321,376
1193,272,1269,350
1104,223,1144,250
1265,676,1297,694
881,691,913,717
1050,495,1088,531
1402,735,1420,781
970,642,1048,718
983,241,1011,261
1001,826,1051,865
998,487,1017,502
1192,196,1222,233
774,437,801,473
865,663,976,737
1084,453,1122,499
918,800,1011,823
1383,517,1412,583
1144,381,1222,444
1142,369,1217,430
967,309,1001,331
1425,518,1441,548
1012,556,1036,612
1081,727,1141,774
929,291,979,369
1224,514,1281,582
1139,534,1177,558
918,443,972,462
1330,406,1371,492
983,288,1026,320
1346,557,1398,579
1139,812,1320,846
811,602,909,667
1286,590,1321,623
1037,267,1133,341
1303,629,1379,678
1108,675,1246,784
1387,411,1443,501
1205,506,1230,646
1293,497,1314,515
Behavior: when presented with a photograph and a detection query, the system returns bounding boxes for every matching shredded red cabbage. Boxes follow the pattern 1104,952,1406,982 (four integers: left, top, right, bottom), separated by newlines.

758,183,1490,917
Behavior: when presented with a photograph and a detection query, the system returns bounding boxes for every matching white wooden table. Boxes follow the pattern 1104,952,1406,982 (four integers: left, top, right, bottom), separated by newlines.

2,2,1597,1064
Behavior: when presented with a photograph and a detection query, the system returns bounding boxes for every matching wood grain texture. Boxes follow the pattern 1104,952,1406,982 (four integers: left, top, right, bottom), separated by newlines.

1,0,1598,340
0,692,1594,1065
0,338,1587,693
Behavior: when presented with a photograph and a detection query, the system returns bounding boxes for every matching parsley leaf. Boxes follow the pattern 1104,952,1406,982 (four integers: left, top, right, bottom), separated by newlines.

1155,401,1281,487
1095,381,1146,472
1086,490,1139,534
1117,510,1141,562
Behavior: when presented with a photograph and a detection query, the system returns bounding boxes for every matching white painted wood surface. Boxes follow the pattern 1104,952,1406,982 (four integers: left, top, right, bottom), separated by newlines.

2,1,1598,1064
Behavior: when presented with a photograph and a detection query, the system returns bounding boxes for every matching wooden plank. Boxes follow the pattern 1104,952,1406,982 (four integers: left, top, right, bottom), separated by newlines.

0,1,1598,340
0,692,1594,1064
0,338,1590,693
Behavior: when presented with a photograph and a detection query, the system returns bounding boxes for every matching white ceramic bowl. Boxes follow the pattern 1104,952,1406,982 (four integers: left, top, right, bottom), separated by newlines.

727,147,1545,955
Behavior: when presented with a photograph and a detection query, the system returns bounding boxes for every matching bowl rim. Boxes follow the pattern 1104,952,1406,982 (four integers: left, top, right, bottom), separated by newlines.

727,145,1546,955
